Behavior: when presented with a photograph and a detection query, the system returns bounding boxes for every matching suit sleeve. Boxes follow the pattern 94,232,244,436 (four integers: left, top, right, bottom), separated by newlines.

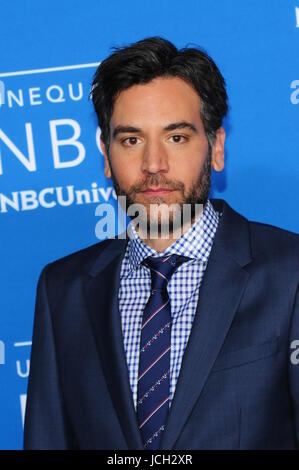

23,265,74,449
289,284,299,448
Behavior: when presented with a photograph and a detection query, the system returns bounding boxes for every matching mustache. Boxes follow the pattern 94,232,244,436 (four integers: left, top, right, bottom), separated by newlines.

130,176,185,194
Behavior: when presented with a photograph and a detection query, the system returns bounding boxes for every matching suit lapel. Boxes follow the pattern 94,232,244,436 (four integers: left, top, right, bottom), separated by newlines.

160,199,253,449
84,238,144,450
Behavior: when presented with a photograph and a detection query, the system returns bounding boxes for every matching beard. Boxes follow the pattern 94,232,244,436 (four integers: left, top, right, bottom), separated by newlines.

108,148,212,237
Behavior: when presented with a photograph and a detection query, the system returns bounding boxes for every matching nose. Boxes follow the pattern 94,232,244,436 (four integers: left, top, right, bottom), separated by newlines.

141,139,169,174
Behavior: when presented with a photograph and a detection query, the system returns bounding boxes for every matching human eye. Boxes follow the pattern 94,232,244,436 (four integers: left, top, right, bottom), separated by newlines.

121,136,141,146
169,134,188,143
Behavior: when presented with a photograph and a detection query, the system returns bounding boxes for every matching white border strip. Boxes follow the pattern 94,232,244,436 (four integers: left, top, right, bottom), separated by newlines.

0,62,101,78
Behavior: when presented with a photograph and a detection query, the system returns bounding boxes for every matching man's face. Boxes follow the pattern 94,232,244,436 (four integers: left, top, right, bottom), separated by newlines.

100,76,225,233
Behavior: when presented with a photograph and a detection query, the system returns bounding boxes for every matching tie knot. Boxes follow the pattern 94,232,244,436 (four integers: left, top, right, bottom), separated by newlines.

142,254,189,290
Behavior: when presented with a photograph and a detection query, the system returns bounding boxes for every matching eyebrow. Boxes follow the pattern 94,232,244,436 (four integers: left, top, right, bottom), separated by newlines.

112,121,198,139
164,121,198,133
112,126,141,139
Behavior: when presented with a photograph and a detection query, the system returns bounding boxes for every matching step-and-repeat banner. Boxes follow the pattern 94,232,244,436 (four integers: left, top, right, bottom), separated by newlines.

0,0,298,449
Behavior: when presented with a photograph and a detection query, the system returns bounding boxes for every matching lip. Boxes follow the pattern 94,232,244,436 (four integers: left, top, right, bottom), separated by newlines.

140,188,175,195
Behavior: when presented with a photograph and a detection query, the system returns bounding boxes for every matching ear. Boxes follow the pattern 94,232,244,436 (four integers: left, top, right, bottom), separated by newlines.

211,127,226,172
100,137,112,179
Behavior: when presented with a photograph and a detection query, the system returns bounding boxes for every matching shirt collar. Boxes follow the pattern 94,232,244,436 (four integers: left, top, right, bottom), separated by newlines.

127,199,219,272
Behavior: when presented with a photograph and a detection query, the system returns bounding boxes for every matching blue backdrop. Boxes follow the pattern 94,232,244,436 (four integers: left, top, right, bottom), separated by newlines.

0,0,298,449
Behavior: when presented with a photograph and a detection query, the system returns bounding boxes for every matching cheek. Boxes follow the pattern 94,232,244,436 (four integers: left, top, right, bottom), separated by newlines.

170,142,208,176
173,161,203,185
110,159,139,187
110,145,146,178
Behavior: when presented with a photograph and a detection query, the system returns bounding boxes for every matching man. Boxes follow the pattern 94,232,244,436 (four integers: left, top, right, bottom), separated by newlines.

24,37,299,450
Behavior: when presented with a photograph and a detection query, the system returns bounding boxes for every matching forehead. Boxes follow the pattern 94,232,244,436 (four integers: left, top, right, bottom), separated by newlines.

111,76,203,127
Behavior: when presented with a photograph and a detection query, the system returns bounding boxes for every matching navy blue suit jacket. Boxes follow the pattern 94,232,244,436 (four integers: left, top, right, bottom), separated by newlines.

24,199,299,449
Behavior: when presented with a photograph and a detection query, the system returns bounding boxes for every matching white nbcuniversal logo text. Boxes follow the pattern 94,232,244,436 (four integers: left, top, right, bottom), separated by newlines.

0,62,101,177
14,340,32,428
0,118,98,176
0,82,83,109
0,182,116,214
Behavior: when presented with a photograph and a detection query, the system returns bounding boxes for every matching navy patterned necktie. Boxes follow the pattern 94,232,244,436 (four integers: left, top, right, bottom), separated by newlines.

137,253,189,450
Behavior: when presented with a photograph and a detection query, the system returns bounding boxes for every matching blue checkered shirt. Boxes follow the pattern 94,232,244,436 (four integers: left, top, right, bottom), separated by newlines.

118,199,220,410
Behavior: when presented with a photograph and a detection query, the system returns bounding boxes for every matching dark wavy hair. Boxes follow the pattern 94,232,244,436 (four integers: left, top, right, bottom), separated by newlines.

90,36,228,151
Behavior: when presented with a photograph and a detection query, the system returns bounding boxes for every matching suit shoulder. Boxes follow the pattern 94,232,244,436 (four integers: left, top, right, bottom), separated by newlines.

43,237,124,279
248,219,299,261
214,199,299,261
248,219,299,244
